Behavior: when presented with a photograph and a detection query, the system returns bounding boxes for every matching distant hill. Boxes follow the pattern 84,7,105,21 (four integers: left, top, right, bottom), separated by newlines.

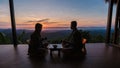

0,27,114,44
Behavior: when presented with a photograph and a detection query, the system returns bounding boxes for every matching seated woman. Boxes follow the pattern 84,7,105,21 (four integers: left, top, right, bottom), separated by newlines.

62,21,87,57
28,23,48,57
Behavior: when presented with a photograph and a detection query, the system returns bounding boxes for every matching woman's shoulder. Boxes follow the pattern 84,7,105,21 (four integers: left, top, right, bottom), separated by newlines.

31,32,39,37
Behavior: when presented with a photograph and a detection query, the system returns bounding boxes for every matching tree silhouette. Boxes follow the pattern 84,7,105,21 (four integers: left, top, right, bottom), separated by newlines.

18,30,26,44
0,32,11,44
79,30,91,43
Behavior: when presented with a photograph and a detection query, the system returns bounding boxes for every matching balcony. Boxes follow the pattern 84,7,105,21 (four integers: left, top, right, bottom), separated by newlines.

0,0,120,68
0,43,120,68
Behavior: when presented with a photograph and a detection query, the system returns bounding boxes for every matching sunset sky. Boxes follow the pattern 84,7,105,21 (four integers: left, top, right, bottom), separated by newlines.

0,0,116,30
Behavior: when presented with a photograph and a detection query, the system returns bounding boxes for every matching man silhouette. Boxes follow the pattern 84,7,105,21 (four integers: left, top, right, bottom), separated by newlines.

62,21,83,55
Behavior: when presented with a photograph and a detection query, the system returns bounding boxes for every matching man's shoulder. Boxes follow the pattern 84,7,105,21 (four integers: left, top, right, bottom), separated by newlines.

73,30,82,38
74,30,81,34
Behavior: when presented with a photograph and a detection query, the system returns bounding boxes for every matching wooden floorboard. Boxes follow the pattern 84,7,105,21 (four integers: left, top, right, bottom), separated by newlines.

0,43,120,68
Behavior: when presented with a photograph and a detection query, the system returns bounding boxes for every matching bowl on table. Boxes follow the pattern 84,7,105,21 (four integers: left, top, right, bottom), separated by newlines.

53,45,57,49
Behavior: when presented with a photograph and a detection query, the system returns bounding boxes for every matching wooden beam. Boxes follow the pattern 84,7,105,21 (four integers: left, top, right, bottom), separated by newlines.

9,0,18,47
114,0,120,44
118,17,120,30
106,0,114,44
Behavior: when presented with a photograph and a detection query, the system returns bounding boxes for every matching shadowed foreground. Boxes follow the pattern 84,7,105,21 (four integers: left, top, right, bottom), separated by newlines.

0,43,120,68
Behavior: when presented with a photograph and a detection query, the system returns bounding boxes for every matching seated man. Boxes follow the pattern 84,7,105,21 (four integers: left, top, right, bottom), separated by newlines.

28,23,48,57
62,21,86,56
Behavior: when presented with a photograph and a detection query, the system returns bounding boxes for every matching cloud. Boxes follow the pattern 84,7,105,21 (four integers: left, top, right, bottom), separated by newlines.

16,23,33,26
0,22,9,25
37,19,49,22
25,18,49,23
57,23,69,26
0,22,11,28
25,18,59,25
43,22,59,24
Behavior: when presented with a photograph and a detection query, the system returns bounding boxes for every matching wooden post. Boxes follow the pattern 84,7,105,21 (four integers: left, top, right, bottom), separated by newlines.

114,0,120,44
106,0,114,44
9,0,18,47
119,18,120,28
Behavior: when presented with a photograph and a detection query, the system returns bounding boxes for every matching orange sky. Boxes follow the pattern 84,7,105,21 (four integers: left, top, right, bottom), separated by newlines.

0,0,116,30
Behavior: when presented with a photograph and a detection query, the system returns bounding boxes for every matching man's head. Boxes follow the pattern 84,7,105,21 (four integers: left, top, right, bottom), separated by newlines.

35,23,42,32
70,21,77,30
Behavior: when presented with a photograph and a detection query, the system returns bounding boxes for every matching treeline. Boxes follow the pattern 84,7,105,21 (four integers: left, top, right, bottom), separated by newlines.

0,29,107,44
47,30,105,43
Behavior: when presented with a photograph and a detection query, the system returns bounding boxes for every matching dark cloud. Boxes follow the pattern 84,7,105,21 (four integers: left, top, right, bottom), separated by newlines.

57,23,68,26
25,18,59,25
16,23,32,26
0,22,10,28
37,19,49,22
0,22,9,25
26,21,35,23
43,22,59,24
25,18,49,23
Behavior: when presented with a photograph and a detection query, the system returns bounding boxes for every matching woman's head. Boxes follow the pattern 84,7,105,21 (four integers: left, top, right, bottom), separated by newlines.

35,23,42,32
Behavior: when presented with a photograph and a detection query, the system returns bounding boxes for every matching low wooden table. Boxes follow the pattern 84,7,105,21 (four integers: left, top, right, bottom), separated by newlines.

48,44,63,57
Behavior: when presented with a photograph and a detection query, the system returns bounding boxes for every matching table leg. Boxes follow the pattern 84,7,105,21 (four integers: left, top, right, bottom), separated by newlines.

58,50,61,57
50,50,52,56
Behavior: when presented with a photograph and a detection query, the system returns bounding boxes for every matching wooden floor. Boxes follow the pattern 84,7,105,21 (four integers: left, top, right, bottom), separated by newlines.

0,43,120,68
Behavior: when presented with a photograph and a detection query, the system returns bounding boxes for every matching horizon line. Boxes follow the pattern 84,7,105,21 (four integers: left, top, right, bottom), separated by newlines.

0,27,114,31
0,26,107,29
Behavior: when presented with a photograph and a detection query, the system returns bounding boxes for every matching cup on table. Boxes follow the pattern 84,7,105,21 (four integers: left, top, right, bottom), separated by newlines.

53,45,57,49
